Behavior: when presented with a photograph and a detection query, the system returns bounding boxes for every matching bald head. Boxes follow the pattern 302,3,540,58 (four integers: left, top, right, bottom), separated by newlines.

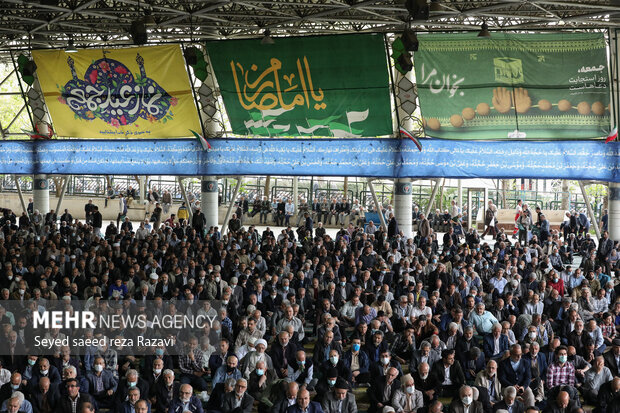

287,381,299,398
557,391,569,408
297,389,310,409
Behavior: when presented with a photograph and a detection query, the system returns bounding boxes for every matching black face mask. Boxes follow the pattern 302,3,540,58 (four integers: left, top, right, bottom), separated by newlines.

226,365,236,373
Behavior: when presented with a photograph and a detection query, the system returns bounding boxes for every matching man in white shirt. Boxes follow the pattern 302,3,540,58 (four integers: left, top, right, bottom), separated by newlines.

410,297,432,320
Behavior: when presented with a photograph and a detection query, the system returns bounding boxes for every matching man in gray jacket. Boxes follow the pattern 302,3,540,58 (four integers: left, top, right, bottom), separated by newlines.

321,379,357,413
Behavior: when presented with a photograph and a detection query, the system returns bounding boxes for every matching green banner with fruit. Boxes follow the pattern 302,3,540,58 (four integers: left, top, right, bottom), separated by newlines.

414,33,611,140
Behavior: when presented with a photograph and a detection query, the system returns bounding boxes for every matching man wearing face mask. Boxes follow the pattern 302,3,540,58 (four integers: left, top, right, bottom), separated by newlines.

213,356,241,390
321,378,357,413
370,350,403,381
343,338,370,386
145,358,164,400
247,360,274,406
168,384,204,413
391,373,422,413
86,357,117,408
319,350,348,381
448,385,483,413
314,368,340,404
114,369,149,411
287,351,316,391
545,346,576,400
29,358,60,389
0,373,26,403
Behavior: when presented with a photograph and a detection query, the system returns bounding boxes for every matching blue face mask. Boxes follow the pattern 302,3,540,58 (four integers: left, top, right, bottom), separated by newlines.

352,344,361,352
256,369,264,376
155,349,164,357
298,360,306,365
328,379,336,386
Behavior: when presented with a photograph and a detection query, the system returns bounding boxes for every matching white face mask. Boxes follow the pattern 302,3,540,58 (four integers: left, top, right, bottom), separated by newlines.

406,386,415,394
154,368,162,375
462,396,473,405
94,365,104,372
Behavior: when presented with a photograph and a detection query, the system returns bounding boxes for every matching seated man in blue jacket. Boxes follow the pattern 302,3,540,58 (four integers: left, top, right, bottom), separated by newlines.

498,344,535,408
483,323,511,361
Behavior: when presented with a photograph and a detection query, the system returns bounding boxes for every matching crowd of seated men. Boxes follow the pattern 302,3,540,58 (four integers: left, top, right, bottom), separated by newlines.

0,200,618,413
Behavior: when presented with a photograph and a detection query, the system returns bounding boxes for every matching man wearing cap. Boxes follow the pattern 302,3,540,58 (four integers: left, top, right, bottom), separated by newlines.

239,339,273,379
314,367,340,404
321,378,357,413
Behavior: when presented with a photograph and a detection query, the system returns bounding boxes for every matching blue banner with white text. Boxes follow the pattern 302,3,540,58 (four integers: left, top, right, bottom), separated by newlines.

0,139,618,182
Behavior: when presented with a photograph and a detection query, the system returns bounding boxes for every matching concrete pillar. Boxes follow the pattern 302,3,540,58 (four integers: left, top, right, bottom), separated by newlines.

139,176,146,204
608,182,620,240
201,176,219,229
292,177,299,209
394,179,413,238
33,174,49,214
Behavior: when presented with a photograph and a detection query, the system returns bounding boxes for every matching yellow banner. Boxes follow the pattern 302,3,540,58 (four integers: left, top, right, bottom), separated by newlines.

32,45,200,138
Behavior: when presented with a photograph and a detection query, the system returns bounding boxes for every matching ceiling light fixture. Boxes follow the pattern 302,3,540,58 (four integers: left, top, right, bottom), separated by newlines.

478,22,491,38
65,38,78,53
261,29,274,45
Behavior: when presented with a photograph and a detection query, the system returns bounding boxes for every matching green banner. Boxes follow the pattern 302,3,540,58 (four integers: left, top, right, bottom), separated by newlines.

414,33,611,140
207,34,392,137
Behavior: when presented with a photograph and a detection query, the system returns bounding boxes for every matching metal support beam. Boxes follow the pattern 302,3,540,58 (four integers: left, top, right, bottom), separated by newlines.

221,177,243,235
578,181,602,240
467,188,473,231
425,178,443,217
13,175,27,215
177,177,193,221
55,175,71,214
367,179,387,229
457,179,463,212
